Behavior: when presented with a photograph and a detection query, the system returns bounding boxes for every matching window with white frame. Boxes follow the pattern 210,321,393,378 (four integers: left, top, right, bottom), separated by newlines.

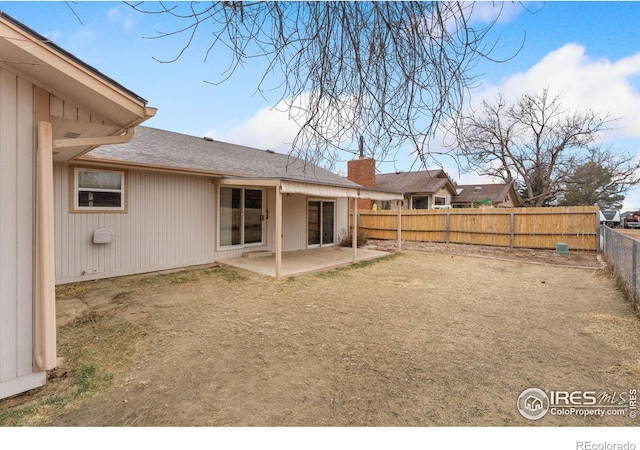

434,196,446,206
411,195,429,210
73,167,126,212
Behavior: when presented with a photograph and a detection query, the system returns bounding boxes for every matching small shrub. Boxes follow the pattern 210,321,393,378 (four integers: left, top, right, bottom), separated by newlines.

339,229,369,248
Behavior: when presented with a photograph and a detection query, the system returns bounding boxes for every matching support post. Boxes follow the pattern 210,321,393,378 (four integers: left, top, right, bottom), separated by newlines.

34,121,56,371
397,200,402,252
275,184,283,280
352,197,358,263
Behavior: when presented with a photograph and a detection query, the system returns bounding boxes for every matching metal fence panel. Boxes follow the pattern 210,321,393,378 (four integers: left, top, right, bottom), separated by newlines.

601,226,639,308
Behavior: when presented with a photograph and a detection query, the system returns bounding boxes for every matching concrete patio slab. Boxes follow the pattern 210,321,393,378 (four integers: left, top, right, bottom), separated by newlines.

218,246,391,278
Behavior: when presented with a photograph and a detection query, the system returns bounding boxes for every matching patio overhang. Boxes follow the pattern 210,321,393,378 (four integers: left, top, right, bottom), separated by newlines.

280,180,403,201
216,178,403,280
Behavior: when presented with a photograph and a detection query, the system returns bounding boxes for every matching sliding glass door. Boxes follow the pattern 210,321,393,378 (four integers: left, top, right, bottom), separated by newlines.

322,201,335,245
219,187,264,247
243,189,263,244
308,200,335,247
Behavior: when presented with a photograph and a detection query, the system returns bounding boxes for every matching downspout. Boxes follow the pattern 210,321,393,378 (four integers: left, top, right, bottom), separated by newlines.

34,125,138,371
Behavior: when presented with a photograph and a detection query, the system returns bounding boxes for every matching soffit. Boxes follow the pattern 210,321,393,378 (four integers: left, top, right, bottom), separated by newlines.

0,13,155,159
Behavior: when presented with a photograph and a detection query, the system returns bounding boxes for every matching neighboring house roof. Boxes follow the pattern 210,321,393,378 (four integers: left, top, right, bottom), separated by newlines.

375,170,456,195
82,127,402,200
452,183,516,206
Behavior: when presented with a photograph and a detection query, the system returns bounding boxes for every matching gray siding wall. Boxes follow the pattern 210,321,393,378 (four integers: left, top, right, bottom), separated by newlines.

282,193,307,251
336,197,350,244
54,166,354,284
54,164,217,284
0,68,45,398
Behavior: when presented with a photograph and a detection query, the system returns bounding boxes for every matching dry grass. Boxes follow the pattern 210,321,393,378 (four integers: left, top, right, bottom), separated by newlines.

1,246,638,426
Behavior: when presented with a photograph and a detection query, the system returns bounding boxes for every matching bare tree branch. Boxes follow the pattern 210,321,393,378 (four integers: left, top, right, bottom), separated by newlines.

124,1,526,167
453,88,638,207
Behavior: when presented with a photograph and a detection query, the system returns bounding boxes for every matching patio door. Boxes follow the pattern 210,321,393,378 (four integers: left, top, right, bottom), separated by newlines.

219,187,264,247
243,189,263,245
308,200,335,247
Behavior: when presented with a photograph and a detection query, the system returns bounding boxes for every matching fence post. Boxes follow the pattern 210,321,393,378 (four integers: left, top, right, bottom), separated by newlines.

596,212,601,251
510,212,515,249
445,212,450,244
632,240,638,305
397,201,402,252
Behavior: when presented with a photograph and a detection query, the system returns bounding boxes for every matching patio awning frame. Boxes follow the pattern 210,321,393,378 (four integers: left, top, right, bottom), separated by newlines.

280,180,403,202
219,177,403,279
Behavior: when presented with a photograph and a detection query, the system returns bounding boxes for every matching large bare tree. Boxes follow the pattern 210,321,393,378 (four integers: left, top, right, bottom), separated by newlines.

125,1,521,166
454,88,639,206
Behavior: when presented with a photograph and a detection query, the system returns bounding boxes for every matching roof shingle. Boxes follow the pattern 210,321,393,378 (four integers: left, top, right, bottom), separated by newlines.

375,170,452,194
85,126,363,189
452,183,514,205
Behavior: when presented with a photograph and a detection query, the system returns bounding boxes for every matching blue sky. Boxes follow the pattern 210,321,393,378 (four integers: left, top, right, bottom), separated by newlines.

2,1,640,210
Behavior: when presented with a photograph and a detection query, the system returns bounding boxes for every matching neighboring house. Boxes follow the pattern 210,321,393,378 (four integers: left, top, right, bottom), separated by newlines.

347,156,457,210
451,183,519,208
0,12,155,399
346,155,520,210
375,170,458,209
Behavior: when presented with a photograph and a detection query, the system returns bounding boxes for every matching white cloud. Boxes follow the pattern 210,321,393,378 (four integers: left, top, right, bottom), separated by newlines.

468,1,534,25
205,102,300,153
205,93,358,154
473,43,640,141
107,6,135,32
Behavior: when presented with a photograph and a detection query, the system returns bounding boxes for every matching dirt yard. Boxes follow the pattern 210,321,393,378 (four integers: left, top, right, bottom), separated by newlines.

618,228,640,239
1,242,639,426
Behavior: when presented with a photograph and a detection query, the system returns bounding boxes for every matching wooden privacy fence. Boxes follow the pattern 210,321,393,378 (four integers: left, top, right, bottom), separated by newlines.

357,206,599,251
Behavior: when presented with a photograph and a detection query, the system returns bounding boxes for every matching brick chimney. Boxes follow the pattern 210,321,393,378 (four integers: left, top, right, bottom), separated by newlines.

347,136,375,210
